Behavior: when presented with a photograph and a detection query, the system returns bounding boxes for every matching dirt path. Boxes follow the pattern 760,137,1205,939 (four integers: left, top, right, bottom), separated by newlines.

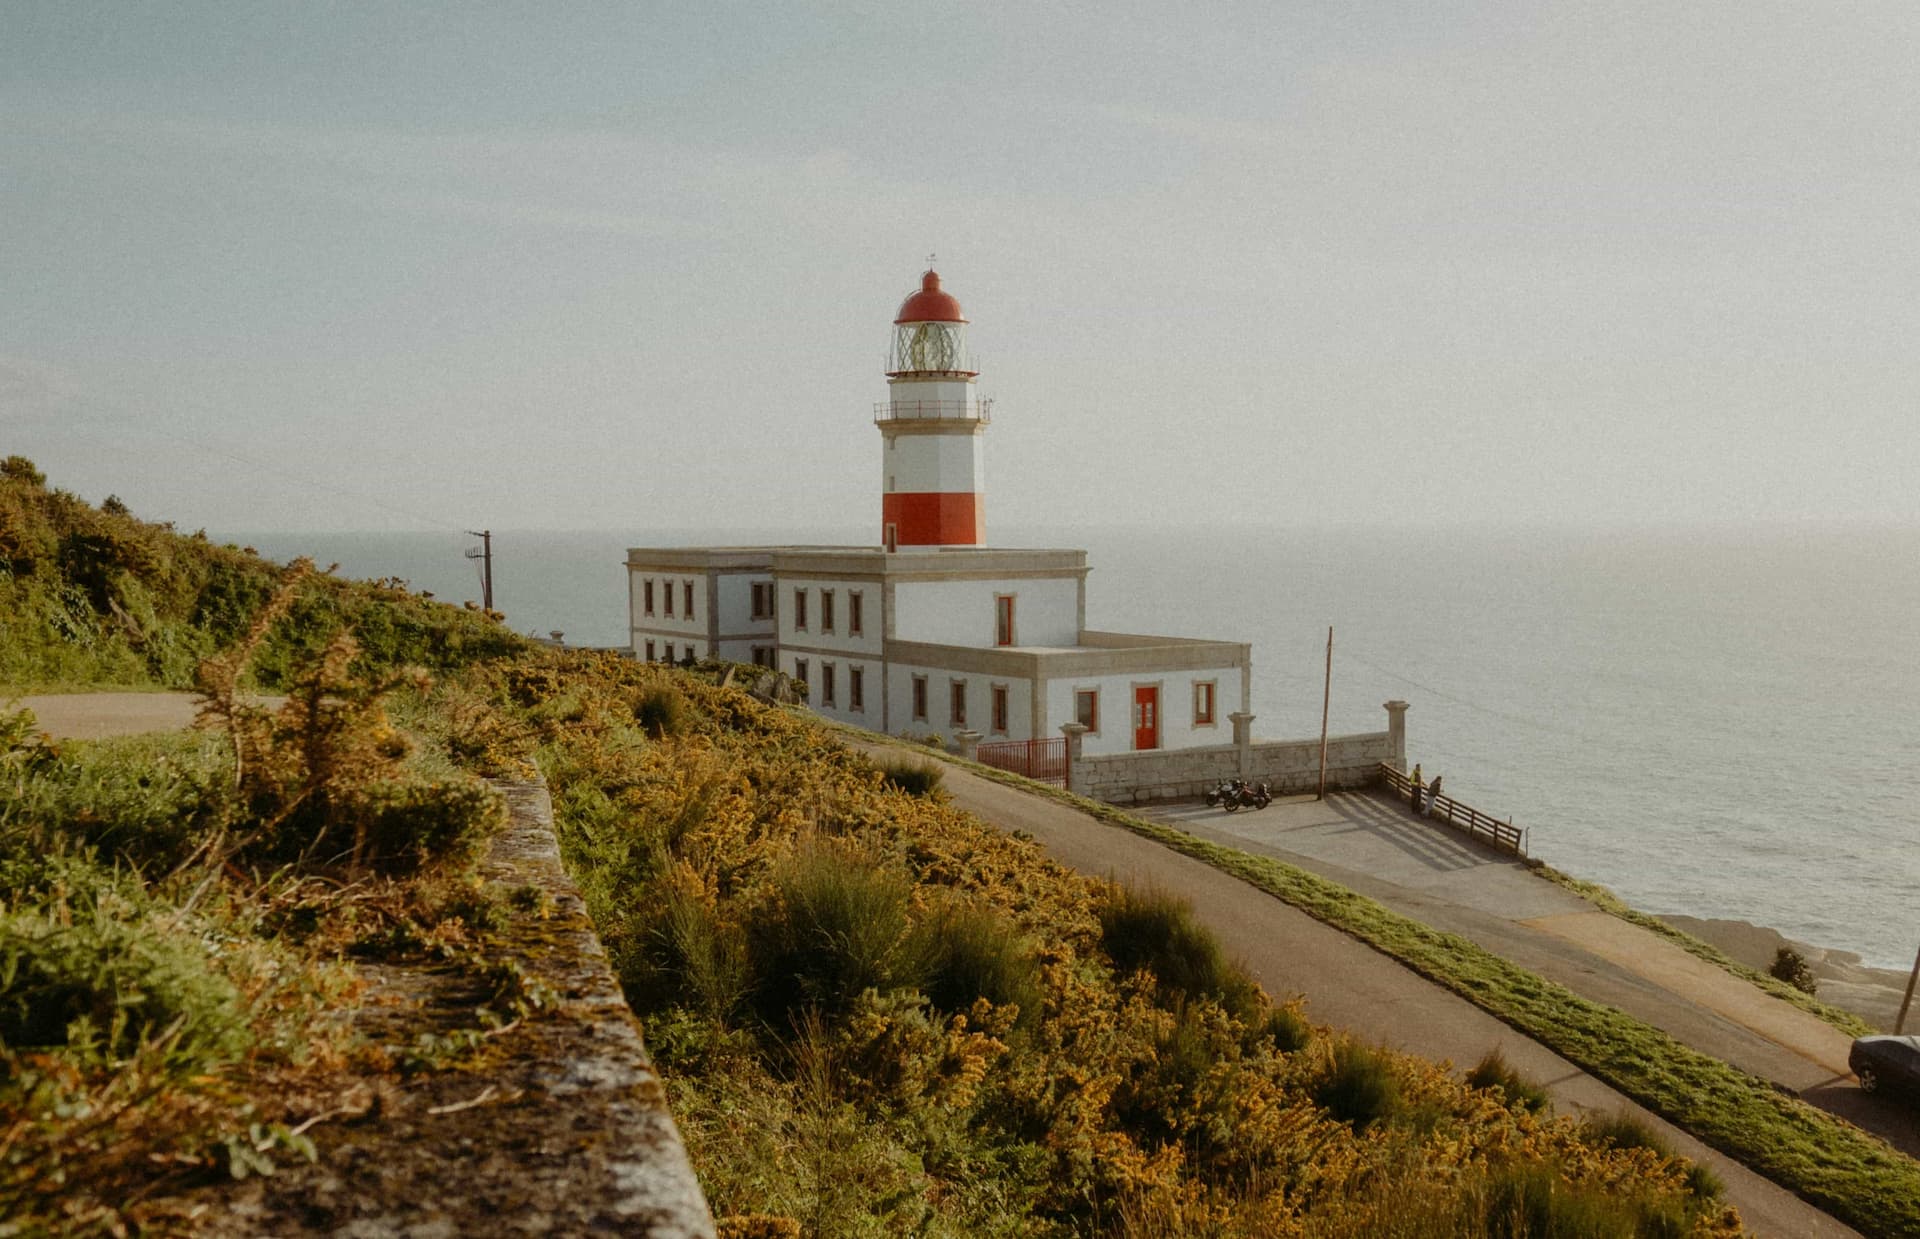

864,746,1858,1239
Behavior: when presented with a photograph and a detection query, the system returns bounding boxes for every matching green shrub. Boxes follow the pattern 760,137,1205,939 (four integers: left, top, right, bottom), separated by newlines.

636,684,690,739
1770,945,1818,995
1578,1110,1672,1158
747,845,927,1023
2,456,46,487
1263,1003,1312,1053
1314,1040,1403,1131
1465,1048,1551,1114
0,732,231,874
918,900,1040,1027
654,884,753,1022
1097,883,1262,1022
877,756,944,799
0,890,248,1071
344,778,506,876
1684,1159,1725,1201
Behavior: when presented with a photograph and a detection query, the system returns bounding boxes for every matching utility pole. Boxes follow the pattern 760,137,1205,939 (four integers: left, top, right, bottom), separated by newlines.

1317,625,1333,801
1897,941,1920,1035
465,530,493,612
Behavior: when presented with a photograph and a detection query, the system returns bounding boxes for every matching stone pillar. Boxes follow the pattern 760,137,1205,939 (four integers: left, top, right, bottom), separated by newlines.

1060,722,1089,794
1230,712,1255,778
1384,700,1409,769
956,729,982,762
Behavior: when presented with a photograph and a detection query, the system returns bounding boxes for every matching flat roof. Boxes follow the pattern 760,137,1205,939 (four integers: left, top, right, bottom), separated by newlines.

625,544,1089,577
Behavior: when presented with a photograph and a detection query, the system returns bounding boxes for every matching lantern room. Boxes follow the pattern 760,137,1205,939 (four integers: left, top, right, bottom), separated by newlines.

888,270,976,377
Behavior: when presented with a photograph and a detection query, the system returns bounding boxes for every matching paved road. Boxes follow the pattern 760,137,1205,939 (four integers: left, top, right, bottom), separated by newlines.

1150,790,1920,1159
860,747,1859,1239
14,692,210,739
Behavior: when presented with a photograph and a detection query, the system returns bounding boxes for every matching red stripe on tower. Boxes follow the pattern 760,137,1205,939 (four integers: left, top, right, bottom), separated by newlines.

877,268,991,549
882,492,985,547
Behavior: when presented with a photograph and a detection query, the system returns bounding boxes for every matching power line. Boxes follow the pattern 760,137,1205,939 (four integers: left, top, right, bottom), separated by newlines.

1334,646,1600,743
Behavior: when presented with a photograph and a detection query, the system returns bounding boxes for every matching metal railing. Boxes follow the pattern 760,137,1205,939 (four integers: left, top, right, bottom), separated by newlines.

977,737,1067,786
873,398,993,424
1378,763,1526,855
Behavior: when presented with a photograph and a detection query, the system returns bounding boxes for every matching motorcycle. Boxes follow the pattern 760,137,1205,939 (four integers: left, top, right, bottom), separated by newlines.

1205,779,1244,810
1207,779,1273,812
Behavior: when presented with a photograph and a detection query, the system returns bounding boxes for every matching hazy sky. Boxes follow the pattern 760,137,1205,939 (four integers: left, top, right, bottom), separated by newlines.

5,3,1917,535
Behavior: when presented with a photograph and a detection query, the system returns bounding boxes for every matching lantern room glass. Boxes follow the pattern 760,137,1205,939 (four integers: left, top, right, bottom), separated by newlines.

889,321,972,375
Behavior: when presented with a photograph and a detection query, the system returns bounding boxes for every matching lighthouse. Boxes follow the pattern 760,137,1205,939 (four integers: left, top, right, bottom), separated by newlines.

876,269,991,550
630,265,1277,777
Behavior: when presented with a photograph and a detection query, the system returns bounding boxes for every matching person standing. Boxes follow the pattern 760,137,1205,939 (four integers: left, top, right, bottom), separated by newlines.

1425,775,1444,816
1410,763,1424,812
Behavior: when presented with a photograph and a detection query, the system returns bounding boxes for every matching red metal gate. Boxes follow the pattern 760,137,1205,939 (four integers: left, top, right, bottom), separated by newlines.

975,737,1067,786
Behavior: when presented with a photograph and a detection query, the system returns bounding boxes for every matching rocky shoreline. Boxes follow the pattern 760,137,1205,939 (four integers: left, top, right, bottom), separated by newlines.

1662,914,1914,1033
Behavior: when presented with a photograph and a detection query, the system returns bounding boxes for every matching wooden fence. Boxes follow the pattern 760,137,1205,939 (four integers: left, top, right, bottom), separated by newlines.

1378,764,1526,856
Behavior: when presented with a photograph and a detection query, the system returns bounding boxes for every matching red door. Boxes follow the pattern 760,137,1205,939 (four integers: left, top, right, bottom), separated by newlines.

1133,685,1160,751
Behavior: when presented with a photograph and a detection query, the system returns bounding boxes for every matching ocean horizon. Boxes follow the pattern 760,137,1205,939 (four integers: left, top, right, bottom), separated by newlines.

224,519,1920,972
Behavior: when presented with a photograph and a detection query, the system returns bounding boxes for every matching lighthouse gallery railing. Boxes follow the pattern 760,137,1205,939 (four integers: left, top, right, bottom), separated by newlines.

873,399,993,424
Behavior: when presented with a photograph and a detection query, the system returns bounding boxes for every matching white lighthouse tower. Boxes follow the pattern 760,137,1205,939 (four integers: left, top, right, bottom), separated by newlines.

876,268,991,550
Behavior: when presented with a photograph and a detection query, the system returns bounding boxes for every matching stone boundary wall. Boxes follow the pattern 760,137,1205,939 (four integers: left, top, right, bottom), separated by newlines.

191,779,718,1236
1073,731,1392,804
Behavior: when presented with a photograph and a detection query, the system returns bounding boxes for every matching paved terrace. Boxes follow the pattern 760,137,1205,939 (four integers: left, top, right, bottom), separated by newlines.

1147,789,1919,1158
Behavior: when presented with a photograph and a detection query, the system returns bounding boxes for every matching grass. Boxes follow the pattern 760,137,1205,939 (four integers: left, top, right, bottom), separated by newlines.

1533,864,1873,1038
874,733,1920,1239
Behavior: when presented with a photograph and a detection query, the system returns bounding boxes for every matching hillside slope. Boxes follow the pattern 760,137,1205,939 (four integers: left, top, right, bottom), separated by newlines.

0,454,517,692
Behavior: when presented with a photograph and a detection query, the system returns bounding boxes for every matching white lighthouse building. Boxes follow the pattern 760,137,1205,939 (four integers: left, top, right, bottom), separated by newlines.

880,270,987,551
625,268,1405,799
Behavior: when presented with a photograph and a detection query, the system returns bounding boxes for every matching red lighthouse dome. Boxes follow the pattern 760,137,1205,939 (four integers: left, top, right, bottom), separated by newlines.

894,270,967,324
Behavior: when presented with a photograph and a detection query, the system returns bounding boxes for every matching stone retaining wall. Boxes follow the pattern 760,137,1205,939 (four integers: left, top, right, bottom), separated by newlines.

1073,731,1393,804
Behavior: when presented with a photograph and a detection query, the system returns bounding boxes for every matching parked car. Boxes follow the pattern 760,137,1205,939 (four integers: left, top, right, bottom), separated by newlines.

1849,1035,1920,1097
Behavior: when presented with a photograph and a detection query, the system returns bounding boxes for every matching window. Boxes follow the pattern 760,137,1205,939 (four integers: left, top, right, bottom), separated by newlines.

850,666,864,711
849,591,864,636
663,579,674,617
643,579,655,616
912,675,928,721
884,523,898,554
991,684,1009,733
1194,680,1217,726
751,581,774,620
751,645,774,668
795,658,809,688
995,594,1015,647
820,662,836,706
1075,689,1099,733
644,640,655,661
950,680,967,728
821,590,835,633
793,588,808,630
683,580,695,619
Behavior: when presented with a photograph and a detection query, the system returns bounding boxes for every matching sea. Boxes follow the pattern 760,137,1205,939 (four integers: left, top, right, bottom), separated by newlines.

227,521,1920,971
